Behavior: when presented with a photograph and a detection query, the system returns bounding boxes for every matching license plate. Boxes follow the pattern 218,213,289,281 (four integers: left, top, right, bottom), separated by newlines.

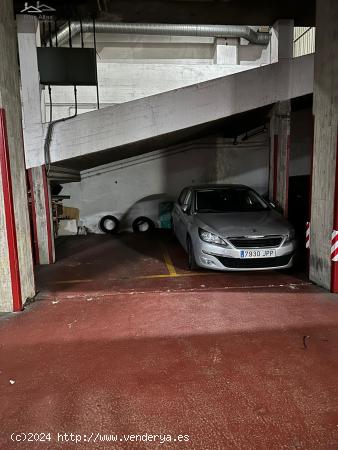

240,249,276,259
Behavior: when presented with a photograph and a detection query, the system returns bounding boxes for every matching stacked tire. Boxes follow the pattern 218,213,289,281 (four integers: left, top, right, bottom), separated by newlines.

132,217,155,233
99,215,120,234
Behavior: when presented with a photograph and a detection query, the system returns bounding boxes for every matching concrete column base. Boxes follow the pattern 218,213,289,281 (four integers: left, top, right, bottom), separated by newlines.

28,165,55,265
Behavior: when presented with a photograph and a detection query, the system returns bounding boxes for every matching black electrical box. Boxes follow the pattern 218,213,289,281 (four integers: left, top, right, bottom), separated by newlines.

37,47,98,86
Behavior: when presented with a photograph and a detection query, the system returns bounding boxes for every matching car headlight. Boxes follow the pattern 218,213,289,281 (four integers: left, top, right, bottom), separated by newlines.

285,229,296,242
198,228,228,246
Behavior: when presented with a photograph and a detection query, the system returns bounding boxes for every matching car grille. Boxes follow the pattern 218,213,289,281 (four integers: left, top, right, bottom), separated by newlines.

228,236,283,248
217,254,292,269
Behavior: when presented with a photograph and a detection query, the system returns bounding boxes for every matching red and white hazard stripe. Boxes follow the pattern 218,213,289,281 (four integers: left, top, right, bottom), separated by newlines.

331,230,338,261
306,222,310,249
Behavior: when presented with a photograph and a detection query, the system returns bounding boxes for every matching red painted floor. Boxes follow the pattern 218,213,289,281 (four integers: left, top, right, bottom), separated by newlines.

1,233,338,449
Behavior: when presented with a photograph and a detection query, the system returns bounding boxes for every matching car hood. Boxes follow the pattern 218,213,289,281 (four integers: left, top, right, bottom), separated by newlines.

196,210,291,237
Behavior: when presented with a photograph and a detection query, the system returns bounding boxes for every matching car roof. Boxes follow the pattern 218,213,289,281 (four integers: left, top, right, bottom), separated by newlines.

184,184,250,191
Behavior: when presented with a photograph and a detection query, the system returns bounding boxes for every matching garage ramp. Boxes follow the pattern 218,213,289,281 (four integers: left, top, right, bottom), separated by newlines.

40,54,313,171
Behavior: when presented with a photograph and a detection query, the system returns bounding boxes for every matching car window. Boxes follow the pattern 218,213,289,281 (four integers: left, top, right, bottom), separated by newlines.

195,188,269,213
178,188,188,206
184,190,192,213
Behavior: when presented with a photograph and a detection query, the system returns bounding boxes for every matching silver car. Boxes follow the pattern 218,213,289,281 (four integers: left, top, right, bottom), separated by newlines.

172,184,297,271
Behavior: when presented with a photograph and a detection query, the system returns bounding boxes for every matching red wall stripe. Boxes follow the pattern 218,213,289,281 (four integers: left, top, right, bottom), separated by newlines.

42,165,54,264
0,109,22,311
27,168,40,265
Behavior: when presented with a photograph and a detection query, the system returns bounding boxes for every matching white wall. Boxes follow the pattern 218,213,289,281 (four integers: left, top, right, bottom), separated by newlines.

293,27,315,58
75,33,270,65
46,62,254,120
62,133,270,233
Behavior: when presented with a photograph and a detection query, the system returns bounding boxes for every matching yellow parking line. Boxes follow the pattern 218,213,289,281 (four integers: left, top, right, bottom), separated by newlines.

136,272,219,280
161,245,177,277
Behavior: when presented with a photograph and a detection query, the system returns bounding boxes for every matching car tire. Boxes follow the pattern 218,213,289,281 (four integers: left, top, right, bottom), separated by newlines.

187,236,198,271
99,215,120,234
132,216,155,233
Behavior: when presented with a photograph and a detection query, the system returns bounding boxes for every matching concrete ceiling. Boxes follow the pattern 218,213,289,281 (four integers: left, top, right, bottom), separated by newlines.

14,0,315,26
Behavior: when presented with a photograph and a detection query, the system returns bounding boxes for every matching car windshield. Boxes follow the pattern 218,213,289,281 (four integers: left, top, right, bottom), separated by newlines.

195,188,269,213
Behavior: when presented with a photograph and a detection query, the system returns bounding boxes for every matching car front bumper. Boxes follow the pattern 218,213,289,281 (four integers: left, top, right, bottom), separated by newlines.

194,239,297,271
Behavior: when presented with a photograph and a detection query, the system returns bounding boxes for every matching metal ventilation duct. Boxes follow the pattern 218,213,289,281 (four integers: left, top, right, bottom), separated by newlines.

52,22,270,47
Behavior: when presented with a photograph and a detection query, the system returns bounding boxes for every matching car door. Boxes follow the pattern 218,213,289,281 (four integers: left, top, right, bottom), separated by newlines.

180,190,193,250
174,189,192,248
173,188,188,246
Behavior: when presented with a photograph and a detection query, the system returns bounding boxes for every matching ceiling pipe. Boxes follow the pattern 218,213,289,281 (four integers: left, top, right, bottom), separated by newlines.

51,21,270,47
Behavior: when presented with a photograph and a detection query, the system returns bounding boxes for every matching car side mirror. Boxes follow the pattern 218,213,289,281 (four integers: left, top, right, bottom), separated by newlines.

181,204,189,214
269,201,283,213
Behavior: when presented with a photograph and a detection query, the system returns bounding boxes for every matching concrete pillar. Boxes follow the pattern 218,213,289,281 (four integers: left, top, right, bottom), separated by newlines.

28,166,55,265
270,19,294,63
268,19,293,215
269,101,291,216
17,15,55,264
213,38,238,65
0,0,35,312
309,0,338,291
17,15,45,175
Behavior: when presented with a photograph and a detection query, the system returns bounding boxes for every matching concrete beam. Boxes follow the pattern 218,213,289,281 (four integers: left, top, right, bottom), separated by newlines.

270,19,294,63
0,0,35,312
31,54,313,170
309,0,338,291
48,166,81,184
